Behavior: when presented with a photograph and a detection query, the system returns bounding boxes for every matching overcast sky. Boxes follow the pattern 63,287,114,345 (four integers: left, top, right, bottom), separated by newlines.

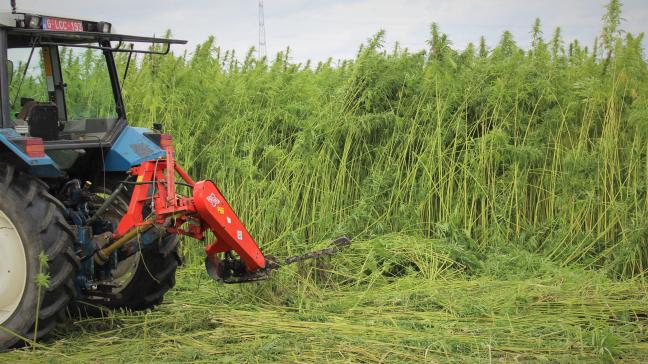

4,0,647,63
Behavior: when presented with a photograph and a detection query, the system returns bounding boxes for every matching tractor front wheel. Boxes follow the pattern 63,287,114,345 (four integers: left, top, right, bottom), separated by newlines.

0,163,78,349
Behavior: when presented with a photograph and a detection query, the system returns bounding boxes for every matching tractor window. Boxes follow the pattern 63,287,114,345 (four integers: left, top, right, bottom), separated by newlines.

7,48,48,116
7,45,117,127
60,47,117,121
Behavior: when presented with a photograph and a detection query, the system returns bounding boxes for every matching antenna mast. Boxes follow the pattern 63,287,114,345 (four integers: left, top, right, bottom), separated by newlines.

258,0,267,59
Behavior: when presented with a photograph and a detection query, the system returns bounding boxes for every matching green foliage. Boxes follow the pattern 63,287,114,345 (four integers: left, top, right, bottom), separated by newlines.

601,0,624,56
105,4,648,281
5,1,648,361
35,251,50,289
33,251,50,347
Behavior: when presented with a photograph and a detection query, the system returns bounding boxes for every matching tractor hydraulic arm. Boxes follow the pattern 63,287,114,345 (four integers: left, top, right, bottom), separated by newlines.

102,136,265,275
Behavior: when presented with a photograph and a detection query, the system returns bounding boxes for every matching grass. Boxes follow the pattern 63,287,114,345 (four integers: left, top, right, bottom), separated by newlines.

3,0,648,362
3,236,648,362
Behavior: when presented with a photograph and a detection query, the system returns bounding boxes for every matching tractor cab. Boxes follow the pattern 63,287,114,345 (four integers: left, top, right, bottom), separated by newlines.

0,11,185,176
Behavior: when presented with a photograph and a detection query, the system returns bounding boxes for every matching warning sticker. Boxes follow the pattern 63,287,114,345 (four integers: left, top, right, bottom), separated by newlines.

237,230,243,240
217,206,225,214
206,193,221,207
226,217,232,224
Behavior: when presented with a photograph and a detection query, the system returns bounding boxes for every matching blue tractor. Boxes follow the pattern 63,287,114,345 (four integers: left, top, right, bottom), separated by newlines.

0,9,188,348
0,6,351,350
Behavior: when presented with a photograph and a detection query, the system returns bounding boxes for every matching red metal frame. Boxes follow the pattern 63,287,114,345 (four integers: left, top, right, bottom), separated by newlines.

114,143,266,272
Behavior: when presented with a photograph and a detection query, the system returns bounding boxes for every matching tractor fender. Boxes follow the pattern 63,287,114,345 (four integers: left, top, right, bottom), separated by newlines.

0,128,61,177
103,126,166,172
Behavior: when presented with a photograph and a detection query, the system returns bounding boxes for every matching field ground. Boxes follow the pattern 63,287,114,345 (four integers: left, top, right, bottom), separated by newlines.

3,235,648,363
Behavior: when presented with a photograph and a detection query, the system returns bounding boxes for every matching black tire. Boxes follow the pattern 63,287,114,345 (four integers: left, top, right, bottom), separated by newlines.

100,234,181,310
0,163,79,349
81,176,181,311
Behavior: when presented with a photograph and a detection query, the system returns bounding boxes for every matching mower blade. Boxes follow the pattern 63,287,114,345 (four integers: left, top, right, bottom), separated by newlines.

271,235,352,268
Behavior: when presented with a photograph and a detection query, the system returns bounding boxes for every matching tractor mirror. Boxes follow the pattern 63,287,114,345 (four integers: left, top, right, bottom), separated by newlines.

6,60,13,85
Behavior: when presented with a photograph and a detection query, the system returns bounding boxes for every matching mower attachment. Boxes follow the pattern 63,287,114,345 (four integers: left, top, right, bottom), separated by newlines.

98,137,350,283
95,139,267,275
194,180,265,270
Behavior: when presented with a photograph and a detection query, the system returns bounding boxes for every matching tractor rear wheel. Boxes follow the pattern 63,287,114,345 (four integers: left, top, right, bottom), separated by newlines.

0,163,78,349
79,176,181,312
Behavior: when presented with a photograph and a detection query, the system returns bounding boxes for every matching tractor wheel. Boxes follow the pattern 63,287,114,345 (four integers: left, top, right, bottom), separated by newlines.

82,176,181,311
101,233,181,310
0,163,79,349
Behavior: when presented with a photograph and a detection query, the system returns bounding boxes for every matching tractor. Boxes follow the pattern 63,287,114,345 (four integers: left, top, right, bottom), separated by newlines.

0,8,349,349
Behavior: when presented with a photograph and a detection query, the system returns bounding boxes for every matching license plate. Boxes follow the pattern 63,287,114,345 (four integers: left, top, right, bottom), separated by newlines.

42,17,83,32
